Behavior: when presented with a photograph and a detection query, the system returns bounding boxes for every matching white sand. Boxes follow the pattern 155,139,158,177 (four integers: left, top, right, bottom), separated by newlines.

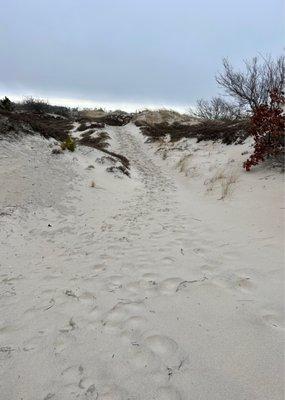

0,124,284,400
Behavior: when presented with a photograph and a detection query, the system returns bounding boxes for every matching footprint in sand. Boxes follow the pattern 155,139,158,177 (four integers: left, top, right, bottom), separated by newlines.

105,275,125,292
92,264,106,273
159,277,184,295
59,365,98,399
212,272,253,292
141,272,160,281
128,346,161,371
104,301,145,322
260,312,284,330
126,280,159,294
53,333,76,355
102,300,146,334
123,315,147,330
22,334,44,352
61,365,83,386
144,335,178,357
78,291,96,305
143,334,187,371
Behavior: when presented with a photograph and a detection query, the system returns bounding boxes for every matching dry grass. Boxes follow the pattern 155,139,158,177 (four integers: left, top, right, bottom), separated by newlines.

155,146,168,160
205,169,237,199
176,154,192,175
219,174,237,200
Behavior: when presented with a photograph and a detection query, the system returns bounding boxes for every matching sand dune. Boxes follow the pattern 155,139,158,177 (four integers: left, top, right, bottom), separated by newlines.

0,123,284,400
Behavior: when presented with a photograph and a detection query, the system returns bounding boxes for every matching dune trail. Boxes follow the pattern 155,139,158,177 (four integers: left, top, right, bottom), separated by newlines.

0,125,283,400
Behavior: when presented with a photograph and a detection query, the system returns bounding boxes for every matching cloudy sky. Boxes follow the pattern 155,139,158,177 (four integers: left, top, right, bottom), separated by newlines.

0,0,284,110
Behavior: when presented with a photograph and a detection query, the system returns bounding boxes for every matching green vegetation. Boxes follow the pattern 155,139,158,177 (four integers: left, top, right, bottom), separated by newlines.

61,136,76,152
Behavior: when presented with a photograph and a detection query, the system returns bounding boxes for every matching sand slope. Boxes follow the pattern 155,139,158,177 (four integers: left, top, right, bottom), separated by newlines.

0,125,284,400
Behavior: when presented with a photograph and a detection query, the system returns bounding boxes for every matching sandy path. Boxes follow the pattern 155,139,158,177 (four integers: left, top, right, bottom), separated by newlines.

0,128,283,400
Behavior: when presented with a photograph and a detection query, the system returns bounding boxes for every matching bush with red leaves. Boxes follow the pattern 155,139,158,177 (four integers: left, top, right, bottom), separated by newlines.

244,89,285,171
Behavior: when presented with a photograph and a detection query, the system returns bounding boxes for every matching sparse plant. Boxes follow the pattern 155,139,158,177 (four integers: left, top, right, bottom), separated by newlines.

176,154,192,175
205,170,226,192
205,169,237,199
61,136,76,152
219,174,237,200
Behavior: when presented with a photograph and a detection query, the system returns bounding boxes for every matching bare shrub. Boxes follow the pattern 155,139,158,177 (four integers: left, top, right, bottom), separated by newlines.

0,97,14,111
192,97,245,121
14,97,72,117
216,55,285,110
20,97,50,113
140,120,249,144
79,132,110,150
77,122,88,131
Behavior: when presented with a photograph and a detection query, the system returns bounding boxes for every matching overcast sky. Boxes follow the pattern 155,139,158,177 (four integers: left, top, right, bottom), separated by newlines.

0,0,284,110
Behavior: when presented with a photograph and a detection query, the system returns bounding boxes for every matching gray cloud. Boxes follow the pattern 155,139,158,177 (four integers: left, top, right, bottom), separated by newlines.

0,0,283,107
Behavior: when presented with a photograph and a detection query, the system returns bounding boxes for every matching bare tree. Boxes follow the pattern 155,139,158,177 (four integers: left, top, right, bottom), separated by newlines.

191,97,245,120
216,55,285,110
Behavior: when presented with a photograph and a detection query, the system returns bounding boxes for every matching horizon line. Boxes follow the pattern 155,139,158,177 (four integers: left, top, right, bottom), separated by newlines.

0,92,190,114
